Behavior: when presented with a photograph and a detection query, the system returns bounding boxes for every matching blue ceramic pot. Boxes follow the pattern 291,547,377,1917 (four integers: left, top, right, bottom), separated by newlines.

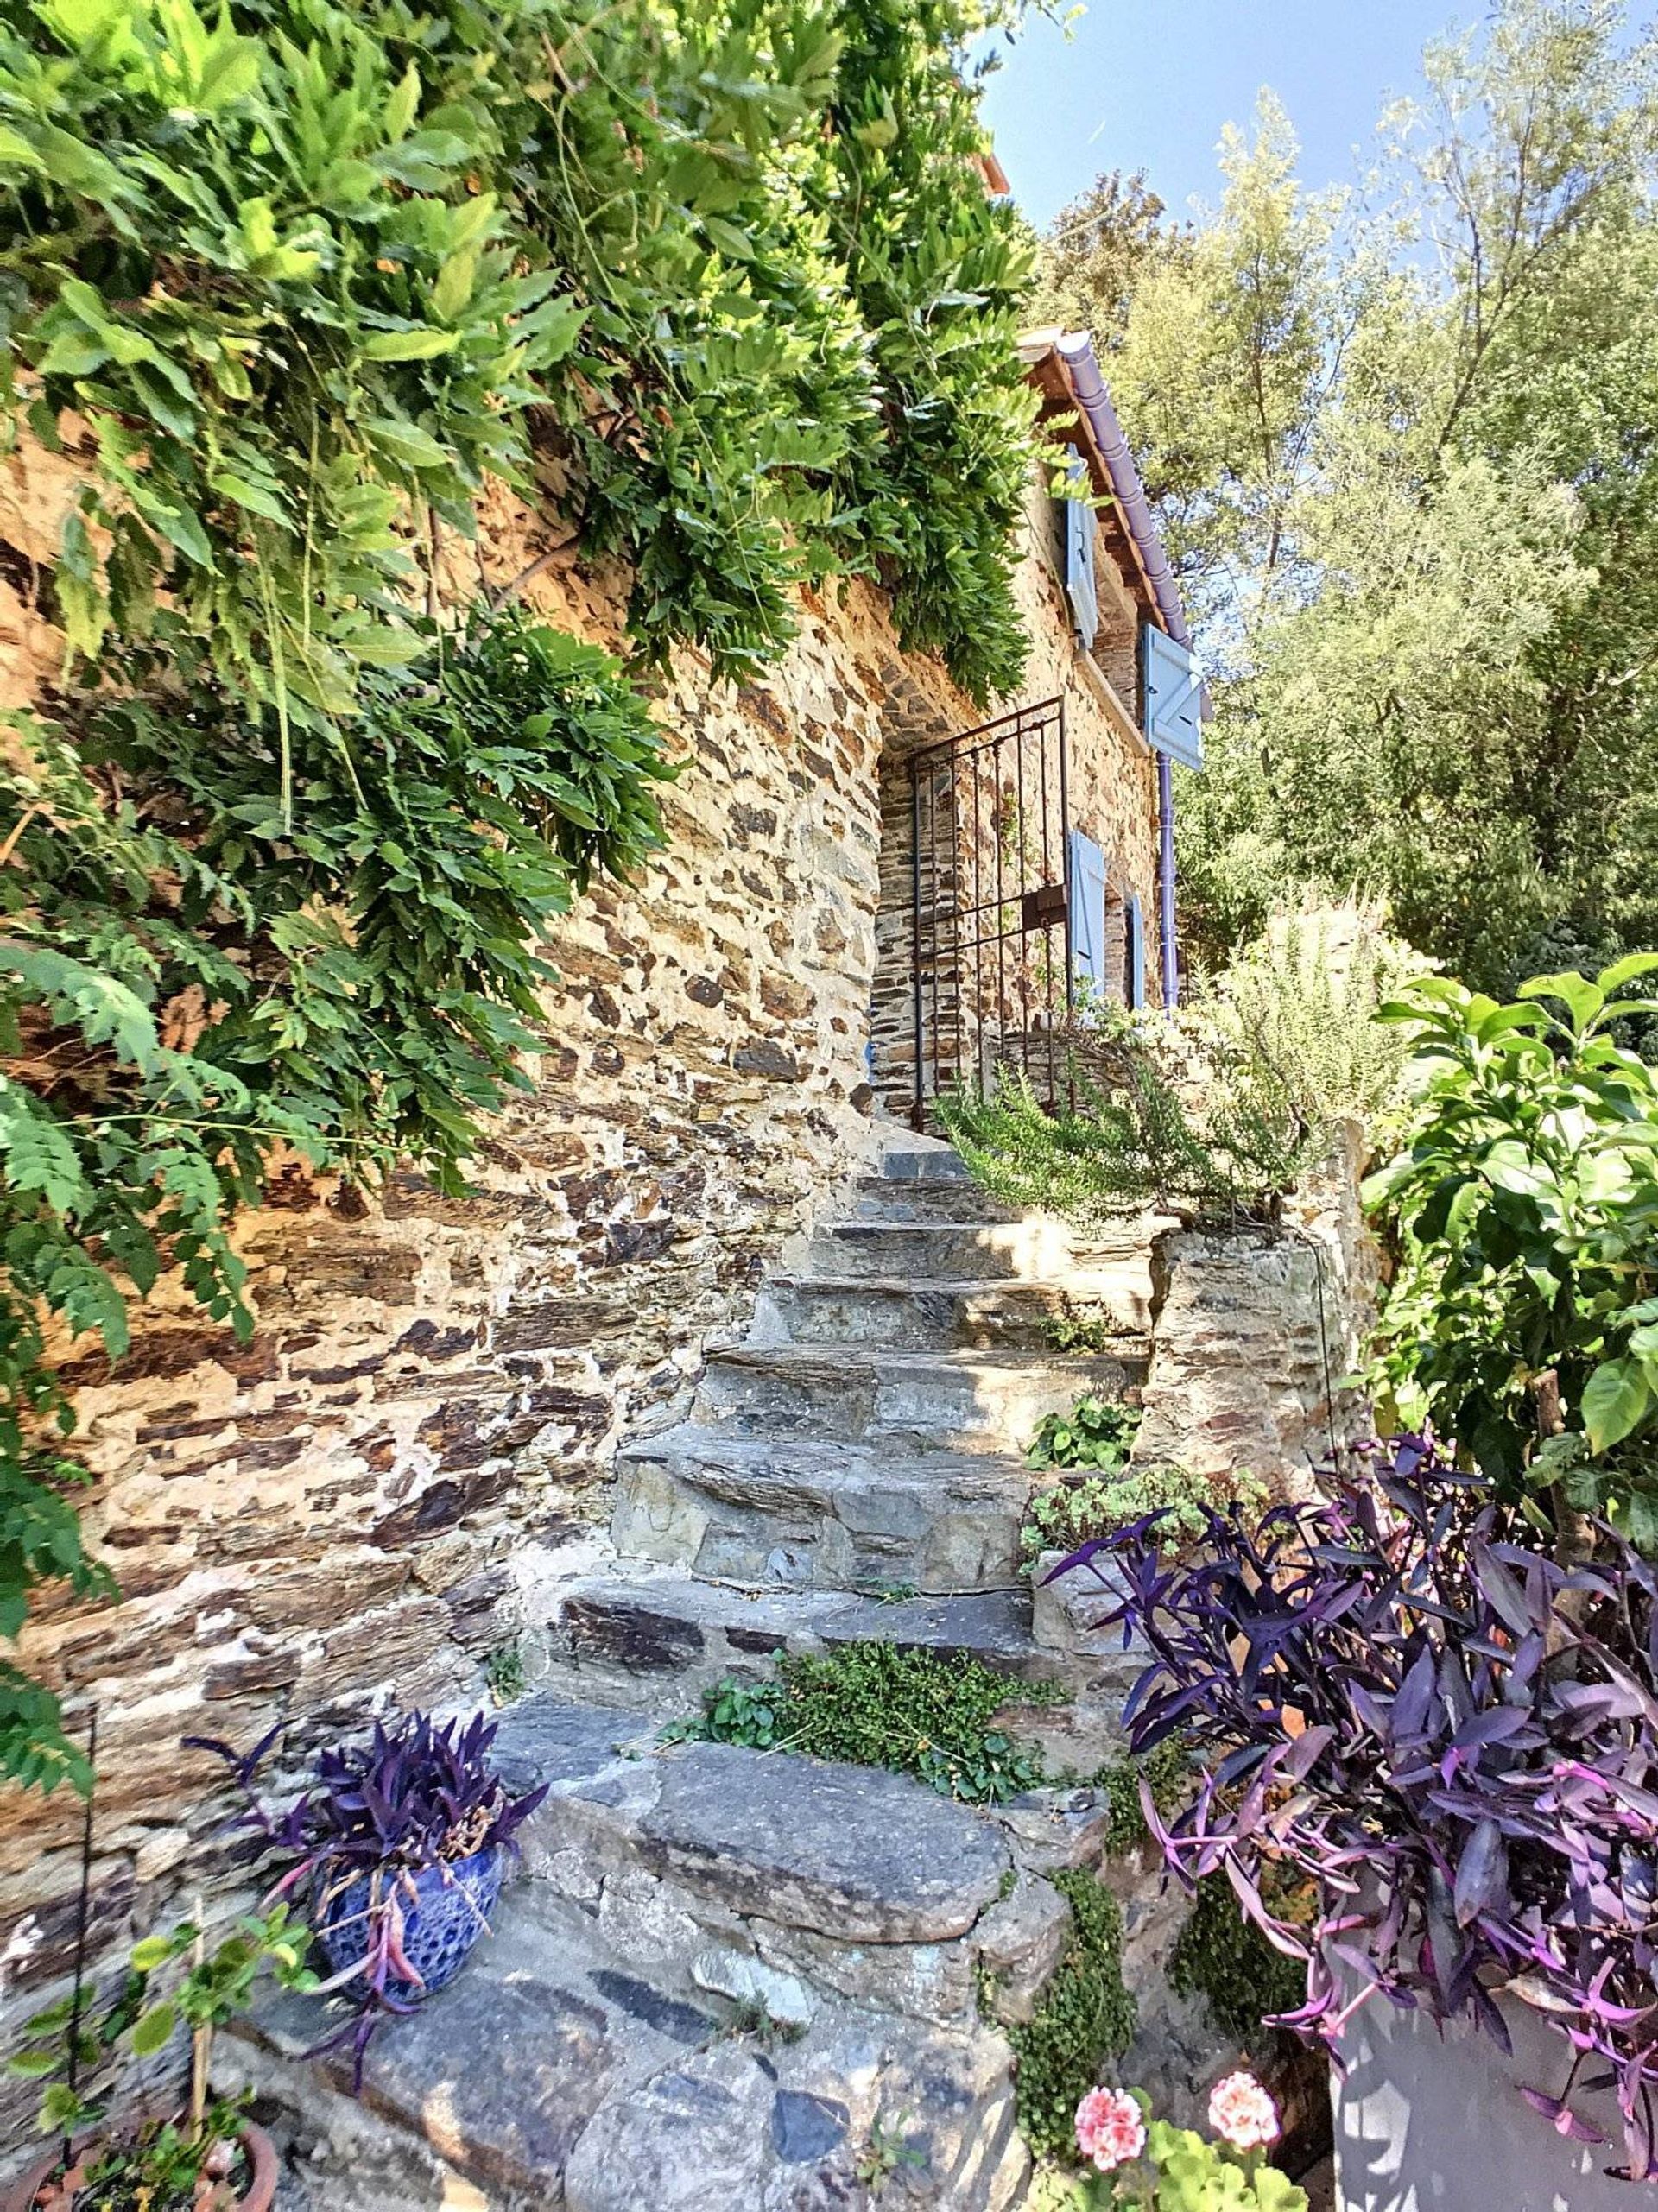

314,1844,503,1998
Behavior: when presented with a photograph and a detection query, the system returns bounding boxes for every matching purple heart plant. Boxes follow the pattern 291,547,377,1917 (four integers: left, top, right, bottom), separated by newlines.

1050,1437,1658,2180
188,1710,547,2078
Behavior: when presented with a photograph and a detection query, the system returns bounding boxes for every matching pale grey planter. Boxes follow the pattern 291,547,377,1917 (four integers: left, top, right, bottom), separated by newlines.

1334,1980,1637,2211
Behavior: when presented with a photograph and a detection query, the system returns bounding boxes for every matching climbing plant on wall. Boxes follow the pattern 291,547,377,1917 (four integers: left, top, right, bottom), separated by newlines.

0,0,1040,1792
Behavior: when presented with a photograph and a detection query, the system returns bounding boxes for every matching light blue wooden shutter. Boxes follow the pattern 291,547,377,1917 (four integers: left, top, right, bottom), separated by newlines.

1126,894,1146,1010
1068,829,1108,997
1142,625,1203,769
1063,449,1098,652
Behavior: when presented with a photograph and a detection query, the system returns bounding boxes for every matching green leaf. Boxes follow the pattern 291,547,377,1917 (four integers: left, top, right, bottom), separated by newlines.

129,2001,175,2057
1582,1357,1653,1454
363,328,459,363
0,1089,85,1215
193,35,263,111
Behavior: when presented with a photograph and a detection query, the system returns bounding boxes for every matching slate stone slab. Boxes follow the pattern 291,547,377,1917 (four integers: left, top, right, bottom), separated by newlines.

771,2089,849,2165
635,1741,1010,1943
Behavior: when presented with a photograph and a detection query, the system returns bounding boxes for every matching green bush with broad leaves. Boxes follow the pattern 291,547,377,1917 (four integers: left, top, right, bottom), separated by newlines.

0,0,1045,1792
1364,957,1658,1545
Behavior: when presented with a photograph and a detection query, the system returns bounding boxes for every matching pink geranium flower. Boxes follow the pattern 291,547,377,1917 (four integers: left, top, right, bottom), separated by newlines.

1207,2070,1280,2152
1075,2086,1147,2172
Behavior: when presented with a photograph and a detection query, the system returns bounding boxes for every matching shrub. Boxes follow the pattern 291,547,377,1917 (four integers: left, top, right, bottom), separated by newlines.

1364,957,1658,1540
940,1014,1312,1232
1054,1435,1658,2179
663,1640,1058,1805
1194,898,1416,1135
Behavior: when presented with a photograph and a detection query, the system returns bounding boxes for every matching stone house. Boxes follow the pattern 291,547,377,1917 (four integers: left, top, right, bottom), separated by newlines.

0,328,1207,2114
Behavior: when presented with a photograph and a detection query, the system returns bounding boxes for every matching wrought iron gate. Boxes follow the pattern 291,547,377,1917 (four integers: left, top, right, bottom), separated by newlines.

908,696,1072,1129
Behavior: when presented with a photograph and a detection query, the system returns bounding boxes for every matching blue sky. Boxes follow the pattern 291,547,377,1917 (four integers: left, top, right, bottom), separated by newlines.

980,0,1464,229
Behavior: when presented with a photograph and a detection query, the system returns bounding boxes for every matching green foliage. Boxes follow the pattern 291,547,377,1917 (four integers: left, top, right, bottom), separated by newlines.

1094,1737,1193,1857
1364,959,1658,1541
1193,901,1418,1138
1024,1466,1266,1573
9,1905,313,2143
1047,1306,1121,1355
857,2109,928,2195
1169,1875,1307,2049
664,1640,1059,1804
0,613,669,1785
1058,2111,1310,2211
1007,1868,1136,2161
1028,1395,1142,1474
485,1643,526,1707
823,0,1041,704
0,0,1046,1791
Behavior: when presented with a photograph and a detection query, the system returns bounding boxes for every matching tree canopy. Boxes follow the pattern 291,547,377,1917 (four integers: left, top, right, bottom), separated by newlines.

1037,0,1658,993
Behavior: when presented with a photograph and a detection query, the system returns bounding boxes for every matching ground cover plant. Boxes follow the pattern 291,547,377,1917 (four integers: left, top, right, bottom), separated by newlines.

663,1640,1060,1805
1023,1463,1263,1574
1054,1434,1658,2179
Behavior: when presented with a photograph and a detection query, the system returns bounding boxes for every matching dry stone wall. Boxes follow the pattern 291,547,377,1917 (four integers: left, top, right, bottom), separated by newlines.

0,447,1162,2142
1132,1122,1382,1496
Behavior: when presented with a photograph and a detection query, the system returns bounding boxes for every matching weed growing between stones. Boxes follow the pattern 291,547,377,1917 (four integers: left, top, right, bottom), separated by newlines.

661,1640,1065,1805
1027,1396,1141,1473
1006,1869,1136,2162
1169,1874,1309,2050
1046,1307,1121,1356
485,1645,526,1706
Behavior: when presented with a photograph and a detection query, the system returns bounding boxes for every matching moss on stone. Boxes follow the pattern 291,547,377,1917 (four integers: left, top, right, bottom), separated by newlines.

1008,1868,1136,2161
1169,1873,1307,2046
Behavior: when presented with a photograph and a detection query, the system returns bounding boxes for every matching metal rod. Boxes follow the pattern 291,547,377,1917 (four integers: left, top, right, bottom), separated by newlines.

1158,751,1179,1009
909,756,925,1131
64,1704,98,2169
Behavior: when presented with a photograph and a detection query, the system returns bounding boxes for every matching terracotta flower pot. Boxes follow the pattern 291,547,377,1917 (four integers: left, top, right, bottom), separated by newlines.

3,2118,278,2212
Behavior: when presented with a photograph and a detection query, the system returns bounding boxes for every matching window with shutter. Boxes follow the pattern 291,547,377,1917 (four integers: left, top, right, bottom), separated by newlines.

1063,448,1098,653
1068,828,1108,1002
1142,625,1203,769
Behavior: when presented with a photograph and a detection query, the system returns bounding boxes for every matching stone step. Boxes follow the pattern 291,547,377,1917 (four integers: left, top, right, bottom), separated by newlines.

232,1874,1033,2211
693,1343,1149,1454
521,1571,1138,1771
874,1134,974,1184
848,1173,1025,1225
611,1423,1034,1592
753,1274,1086,1353
807,1217,1078,1284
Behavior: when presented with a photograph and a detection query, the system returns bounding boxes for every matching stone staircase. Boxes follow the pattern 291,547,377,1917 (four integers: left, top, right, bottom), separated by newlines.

231,1136,1172,2211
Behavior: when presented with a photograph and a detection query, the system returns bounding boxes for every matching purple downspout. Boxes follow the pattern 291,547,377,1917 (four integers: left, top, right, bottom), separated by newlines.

1056,332,1191,649
1158,755,1179,1008
1058,331,1187,1006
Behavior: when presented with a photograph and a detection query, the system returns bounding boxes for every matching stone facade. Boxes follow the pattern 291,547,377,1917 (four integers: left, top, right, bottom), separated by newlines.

0,405,1167,2143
